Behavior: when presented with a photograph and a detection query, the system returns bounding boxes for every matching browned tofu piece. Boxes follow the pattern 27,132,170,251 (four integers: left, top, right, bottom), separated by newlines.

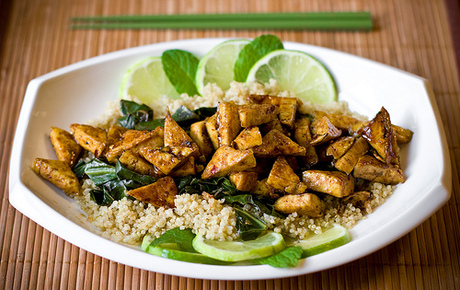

70,124,107,158
126,176,177,208
252,179,280,199
247,94,281,106
105,129,156,163
260,118,285,135
310,116,342,145
392,125,413,144
107,125,128,147
50,127,82,167
342,191,371,207
294,116,319,167
326,136,355,160
334,137,369,174
278,98,298,128
274,193,324,217
233,127,263,150
238,104,279,127
164,113,200,157
201,146,256,179
359,107,397,164
32,158,81,195
169,157,196,177
267,157,307,194
190,120,214,157
119,150,163,177
132,126,164,154
139,148,183,175
229,172,259,192
205,114,220,149
252,129,306,157
314,111,361,131
217,102,241,146
353,155,405,184
302,170,355,198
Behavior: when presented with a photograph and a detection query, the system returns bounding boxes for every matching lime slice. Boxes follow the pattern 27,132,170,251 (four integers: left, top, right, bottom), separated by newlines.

246,49,337,104
290,224,351,258
195,39,250,94
192,231,286,262
119,56,180,105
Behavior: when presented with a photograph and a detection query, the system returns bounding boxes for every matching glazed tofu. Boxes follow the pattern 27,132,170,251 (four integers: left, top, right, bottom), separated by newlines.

201,146,256,179
326,136,355,160
169,157,196,177
205,114,220,149
70,124,108,158
233,127,263,150
359,107,397,164
334,137,369,174
342,191,371,207
294,116,319,167
164,113,200,157
217,102,241,146
252,179,280,199
189,120,214,157
132,126,164,154
105,129,157,163
238,104,279,127
392,125,413,144
247,94,281,106
260,118,285,135
310,116,343,145
119,150,163,177
353,155,405,184
126,176,177,208
50,127,82,167
106,125,128,147
274,193,324,217
302,170,355,198
278,97,298,128
139,148,183,175
267,156,307,194
252,129,306,157
32,158,81,195
314,111,361,131
229,171,259,192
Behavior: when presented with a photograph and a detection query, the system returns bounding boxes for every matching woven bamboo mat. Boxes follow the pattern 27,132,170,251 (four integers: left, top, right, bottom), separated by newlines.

1,0,459,289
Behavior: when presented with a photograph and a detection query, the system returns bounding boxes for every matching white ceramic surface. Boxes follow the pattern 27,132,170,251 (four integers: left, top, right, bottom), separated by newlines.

9,38,452,280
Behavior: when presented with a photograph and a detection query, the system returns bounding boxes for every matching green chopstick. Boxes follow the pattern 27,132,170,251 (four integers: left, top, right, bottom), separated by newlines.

70,11,373,31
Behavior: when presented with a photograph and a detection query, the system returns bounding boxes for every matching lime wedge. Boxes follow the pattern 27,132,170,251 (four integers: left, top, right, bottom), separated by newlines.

290,224,351,258
119,56,180,105
246,49,337,104
195,39,250,94
192,231,286,262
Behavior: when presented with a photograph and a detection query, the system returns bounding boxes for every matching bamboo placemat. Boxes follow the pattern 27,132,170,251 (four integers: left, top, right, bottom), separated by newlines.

1,0,459,289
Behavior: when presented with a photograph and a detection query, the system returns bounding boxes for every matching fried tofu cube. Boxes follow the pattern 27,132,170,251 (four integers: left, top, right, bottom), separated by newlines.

274,193,324,217
358,107,397,164
334,137,369,175
392,125,413,144
233,127,263,150
252,129,306,157
190,120,214,157
169,157,196,177
314,111,361,131
326,136,355,160
252,179,280,199
205,114,220,149
139,148,183,175
107,125,128,147
217,102,241,147
260,118,285,135
132,126,164,154
267,156,307,194
229,172,259,192
353,155,405,184
126,176,177,208
32,158,81,195
310,116,342,145
119,150,163,177
247,94,281,106
70,124,108,158
105,129,157,163
294,116,319,167
50,127,82,167
278,97,298,128
164,113,200,156
201,146,256,179
302,170,355,198
342,191,371,207
238,104,279,127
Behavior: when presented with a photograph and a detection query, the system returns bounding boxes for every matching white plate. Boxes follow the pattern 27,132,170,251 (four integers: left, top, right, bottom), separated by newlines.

9,38,452,280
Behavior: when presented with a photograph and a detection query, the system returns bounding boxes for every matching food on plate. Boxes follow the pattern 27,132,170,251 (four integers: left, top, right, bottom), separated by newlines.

31,35,413,267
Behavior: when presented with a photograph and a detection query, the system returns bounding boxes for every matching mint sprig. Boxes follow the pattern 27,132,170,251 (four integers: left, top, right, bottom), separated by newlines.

162,49,200,96
233,34,284,82
253,246,303,268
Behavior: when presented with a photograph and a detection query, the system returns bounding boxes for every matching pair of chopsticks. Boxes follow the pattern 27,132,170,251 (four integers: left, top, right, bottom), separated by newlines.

70,12,373,31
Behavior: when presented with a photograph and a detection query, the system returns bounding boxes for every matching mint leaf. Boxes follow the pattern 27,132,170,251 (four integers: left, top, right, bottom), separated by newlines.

254,246,303,268
149,228,197,252
162,49,200,96
233,35,284,82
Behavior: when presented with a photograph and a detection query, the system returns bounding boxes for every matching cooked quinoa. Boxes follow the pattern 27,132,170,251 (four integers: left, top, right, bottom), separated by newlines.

76,81,395,246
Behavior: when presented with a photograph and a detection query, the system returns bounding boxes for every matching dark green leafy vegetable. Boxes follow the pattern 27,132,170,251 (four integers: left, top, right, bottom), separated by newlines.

118,100,156,130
